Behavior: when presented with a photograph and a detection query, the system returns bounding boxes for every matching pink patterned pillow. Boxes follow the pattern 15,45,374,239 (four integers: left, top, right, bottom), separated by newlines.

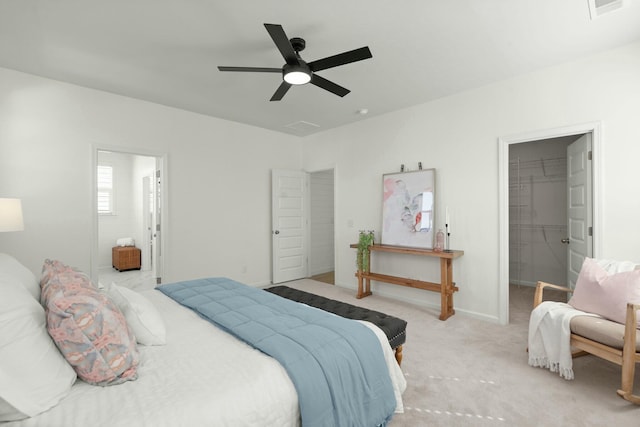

40,259,96,305
40,260,139,386
569,257,640,328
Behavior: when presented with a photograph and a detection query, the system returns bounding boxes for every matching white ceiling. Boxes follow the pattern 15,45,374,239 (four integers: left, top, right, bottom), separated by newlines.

1,1,639,137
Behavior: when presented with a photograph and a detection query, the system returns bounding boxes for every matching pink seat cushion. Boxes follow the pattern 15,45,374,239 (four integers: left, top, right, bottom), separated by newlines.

569,258,640,328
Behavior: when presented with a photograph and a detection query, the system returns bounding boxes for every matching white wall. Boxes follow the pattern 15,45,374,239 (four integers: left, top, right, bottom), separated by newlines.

2,40,639,321
303,40,640,322
0,67,302,285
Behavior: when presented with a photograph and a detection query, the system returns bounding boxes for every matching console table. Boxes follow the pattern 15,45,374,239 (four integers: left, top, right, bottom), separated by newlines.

350,243,464,320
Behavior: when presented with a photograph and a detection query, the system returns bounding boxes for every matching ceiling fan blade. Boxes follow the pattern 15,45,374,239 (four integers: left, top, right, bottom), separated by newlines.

270,81,292,101
218,66,282,73
264,23,298,65
310,74,350,97
308,46,372,72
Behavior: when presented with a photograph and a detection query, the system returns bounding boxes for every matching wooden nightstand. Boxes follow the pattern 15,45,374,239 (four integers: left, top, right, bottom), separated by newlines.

112,246,141,271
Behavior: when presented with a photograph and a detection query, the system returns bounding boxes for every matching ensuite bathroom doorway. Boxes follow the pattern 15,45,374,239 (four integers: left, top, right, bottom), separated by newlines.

93,149,165,290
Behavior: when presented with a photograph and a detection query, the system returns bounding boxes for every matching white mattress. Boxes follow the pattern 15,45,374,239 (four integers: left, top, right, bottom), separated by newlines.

8,290,301,427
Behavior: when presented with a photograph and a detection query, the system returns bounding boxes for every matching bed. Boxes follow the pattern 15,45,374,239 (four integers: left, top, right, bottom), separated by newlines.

0,254,404,427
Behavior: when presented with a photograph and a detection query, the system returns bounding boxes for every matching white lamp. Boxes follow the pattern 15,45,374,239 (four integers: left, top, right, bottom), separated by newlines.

0,198,24,232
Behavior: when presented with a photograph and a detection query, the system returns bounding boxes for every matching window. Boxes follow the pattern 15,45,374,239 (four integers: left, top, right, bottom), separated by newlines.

97,165,114,214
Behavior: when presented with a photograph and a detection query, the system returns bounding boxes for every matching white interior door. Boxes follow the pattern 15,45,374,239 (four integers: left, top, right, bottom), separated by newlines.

141,175,152,271
153,167,162,284
567,134,593,288
272,169,308,284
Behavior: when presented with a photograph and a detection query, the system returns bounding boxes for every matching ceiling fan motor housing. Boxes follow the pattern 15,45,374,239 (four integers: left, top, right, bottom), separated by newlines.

290,37,306,52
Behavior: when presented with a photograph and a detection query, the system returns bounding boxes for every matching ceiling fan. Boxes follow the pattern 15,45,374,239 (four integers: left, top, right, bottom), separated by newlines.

218,23,373,101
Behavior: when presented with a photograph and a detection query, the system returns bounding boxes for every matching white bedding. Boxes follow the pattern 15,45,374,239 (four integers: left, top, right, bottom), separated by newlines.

358,321,406,414
7,289,404,427
8,290,300,427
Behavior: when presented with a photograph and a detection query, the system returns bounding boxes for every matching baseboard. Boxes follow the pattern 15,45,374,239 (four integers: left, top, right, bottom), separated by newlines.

250,280,274,288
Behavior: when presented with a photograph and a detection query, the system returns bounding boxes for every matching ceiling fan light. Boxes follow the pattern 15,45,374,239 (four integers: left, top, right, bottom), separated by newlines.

284,70,311,85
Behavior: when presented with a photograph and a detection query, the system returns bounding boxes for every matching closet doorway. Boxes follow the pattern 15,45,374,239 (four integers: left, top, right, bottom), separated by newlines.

92,148,166,290
509,136,578,288
498,123,601,324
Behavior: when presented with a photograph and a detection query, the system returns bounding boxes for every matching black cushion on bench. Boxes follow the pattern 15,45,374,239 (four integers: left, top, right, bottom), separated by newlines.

265,285,407,350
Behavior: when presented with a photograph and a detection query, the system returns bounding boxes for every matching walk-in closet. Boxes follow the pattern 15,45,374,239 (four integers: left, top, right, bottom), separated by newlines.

508,135,581,287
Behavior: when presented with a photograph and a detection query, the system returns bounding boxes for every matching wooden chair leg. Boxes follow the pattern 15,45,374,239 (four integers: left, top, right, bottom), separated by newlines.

394,345,403,366
617,303,639,404
617,350,636,399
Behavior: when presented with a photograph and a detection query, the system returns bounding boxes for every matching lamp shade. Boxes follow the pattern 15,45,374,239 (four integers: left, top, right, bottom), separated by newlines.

283,63,311,85
0,198,24,232
284,70,311,85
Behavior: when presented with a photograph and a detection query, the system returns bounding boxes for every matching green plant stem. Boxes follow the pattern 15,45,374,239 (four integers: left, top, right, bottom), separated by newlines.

356,232,374,272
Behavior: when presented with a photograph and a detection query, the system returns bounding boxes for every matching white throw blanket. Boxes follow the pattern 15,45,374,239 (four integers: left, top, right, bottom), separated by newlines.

359,321,407,413
527,301,597,380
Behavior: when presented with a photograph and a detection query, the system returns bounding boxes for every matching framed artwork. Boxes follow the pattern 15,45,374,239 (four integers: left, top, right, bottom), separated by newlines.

381,169,435,249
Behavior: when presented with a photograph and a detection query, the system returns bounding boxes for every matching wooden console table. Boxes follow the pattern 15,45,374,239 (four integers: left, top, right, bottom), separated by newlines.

350,243,464,320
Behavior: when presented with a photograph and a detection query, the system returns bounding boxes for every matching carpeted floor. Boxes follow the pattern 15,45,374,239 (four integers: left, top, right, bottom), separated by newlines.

281,279,640,427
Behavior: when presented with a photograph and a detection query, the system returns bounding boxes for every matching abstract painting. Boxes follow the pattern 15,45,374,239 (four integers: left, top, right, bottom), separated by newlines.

381,169,435,249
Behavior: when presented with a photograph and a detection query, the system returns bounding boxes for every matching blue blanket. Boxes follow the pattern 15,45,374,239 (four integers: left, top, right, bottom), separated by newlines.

158,277,396,427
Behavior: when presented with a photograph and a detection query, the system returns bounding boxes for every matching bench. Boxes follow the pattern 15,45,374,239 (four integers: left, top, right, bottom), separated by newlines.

265,285,407,365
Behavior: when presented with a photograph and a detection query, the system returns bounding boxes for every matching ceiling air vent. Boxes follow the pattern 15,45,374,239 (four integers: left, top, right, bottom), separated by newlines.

588,0,624,19
284,120,321,134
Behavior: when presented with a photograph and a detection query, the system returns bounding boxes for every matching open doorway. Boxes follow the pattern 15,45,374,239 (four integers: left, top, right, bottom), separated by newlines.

271,168,335,285
93,149,165,290
308,169,335,285
498,123,602,324
509,136,578,288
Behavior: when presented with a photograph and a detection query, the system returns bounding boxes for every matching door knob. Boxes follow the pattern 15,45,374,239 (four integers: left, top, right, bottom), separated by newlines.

274,230,280,235
561,238,570,244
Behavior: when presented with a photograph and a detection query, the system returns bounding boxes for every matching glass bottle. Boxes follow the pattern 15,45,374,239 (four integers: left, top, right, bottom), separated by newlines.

434,229,445,252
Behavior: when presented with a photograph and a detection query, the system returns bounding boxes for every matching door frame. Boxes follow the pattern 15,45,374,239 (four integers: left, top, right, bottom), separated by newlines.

90,144,169,285
141,174,154,272
497,122,602,325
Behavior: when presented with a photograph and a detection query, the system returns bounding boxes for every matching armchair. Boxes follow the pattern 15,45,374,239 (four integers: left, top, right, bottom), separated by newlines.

533,281,640,404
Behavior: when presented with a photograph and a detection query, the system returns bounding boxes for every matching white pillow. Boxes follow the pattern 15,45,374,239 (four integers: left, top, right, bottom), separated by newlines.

106,283,166,346
0,253,40,300
595,259,639,274
0,275,76,421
